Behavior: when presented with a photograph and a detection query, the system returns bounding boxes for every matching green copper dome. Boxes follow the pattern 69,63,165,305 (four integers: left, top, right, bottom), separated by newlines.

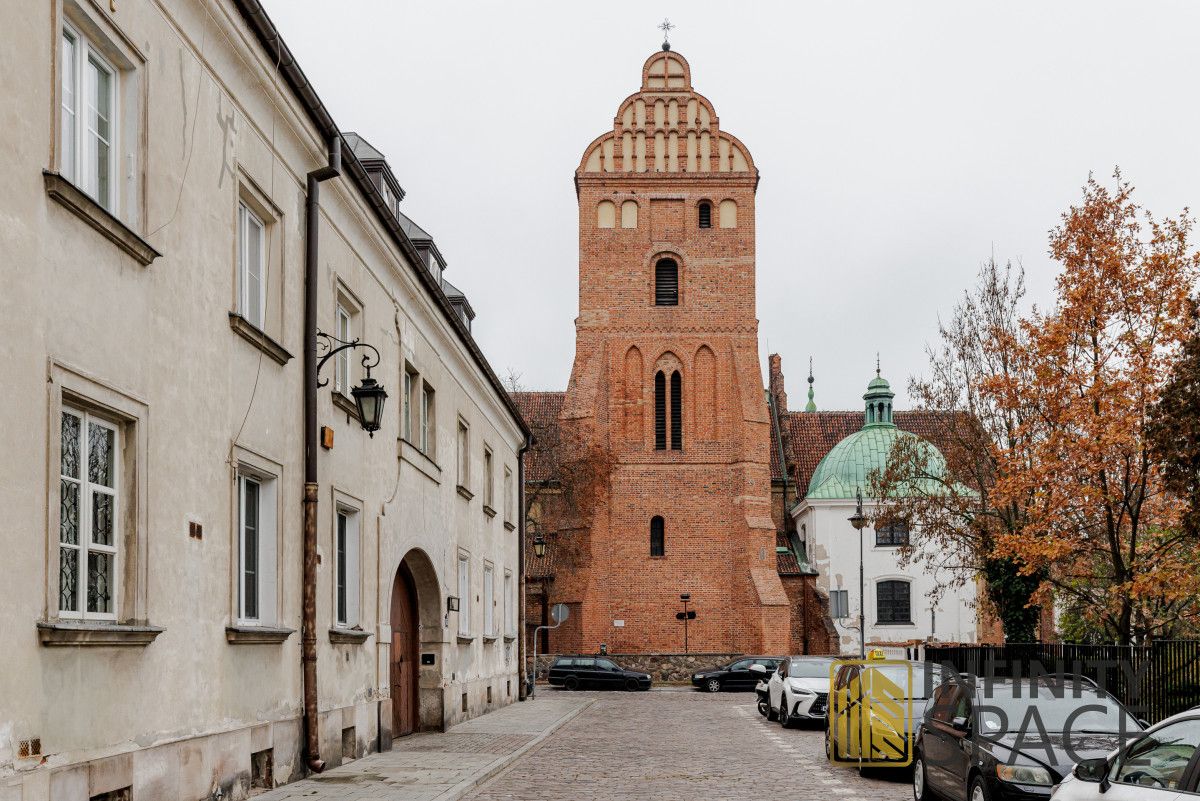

805,371,947,500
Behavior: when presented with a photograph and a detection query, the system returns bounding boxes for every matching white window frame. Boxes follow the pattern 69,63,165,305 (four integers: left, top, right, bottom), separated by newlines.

420,382,433,455
457,419,470,489
238,202,266,329
334,505,360,626
402,367,415,442
335,302,353,394
503,570,514,637
483,447,495,509
483,563,495,637
237,470,278,625
503,466,514,525
457,554,470,636
58,406,120,621
60,22,118,212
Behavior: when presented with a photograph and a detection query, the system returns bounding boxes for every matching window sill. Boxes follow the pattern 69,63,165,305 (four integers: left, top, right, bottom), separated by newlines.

332,391,360,421
43,170,161,266
504,635,516,643
483,635,498,643
504,520,516,532
228,313,293,365
226,624,295,644
482,504,497,518
37,620,164,647
456,485,474,501
874,622,916,628
399,438,441,484
456,635,475,644
329,626,371,644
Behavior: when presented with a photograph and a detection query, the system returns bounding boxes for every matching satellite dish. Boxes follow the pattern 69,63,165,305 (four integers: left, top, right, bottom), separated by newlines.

551,603,570,624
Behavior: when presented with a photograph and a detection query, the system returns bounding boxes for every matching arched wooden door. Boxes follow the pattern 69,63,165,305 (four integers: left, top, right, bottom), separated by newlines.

390,563,419,737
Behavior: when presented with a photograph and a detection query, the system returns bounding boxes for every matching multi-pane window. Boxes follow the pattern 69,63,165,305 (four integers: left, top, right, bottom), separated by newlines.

457,555,470,636
877,580,912,624
650,516,665,557
238,202,266,328
59,408,119,619
238,472,276,623
335,303,352,394
483,448,494,509
876,521,910,547
420,383,433,454
698,201,712,229
504,571,514,636
457,421,470,489
654,258,679,306
60,25,117,211
829,589,849,619
483,564,494,636
402,368,415,442
335,508,359,626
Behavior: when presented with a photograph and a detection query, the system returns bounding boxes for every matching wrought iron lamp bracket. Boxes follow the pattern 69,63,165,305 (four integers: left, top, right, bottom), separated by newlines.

315,330,381,389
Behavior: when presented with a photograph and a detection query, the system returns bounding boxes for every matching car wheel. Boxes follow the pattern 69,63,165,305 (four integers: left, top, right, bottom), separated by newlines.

767,696,778,721
778,695,791,728
968,774,990,801
705,678,722,693
563,676,579,691
757,696,769,717
625,678,640,691
913,754,932,801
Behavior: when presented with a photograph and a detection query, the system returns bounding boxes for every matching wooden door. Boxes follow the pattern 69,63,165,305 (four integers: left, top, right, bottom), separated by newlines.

390,564,419,737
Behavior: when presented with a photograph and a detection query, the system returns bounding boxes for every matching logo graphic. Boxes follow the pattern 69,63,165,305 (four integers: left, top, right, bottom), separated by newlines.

828,656,914,767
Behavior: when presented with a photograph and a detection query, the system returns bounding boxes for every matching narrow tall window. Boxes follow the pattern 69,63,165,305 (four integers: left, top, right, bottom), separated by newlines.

650,516,665,557
238,470,277,624
484,447,495,509
670,371,682,450
420,383,433,454
483,564,494,636
335,303,352,394
698,201,712,229
504,571,514,636
457,420,469,489
654,258,679,306
654,371,666,450
238,202,265,328
239,475,260,621
402,368,414,441
59,408,119,618
503,466,514,525
877,580,912,624
457,555,470,636
336,510,348,625
60,25,117,210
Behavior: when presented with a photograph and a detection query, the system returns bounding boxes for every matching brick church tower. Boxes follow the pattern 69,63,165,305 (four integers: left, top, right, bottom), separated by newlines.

550,47,791,654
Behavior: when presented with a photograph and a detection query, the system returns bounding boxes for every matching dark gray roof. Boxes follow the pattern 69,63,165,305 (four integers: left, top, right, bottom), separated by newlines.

342,131,386,162
440,278,466,300
396,210,433,243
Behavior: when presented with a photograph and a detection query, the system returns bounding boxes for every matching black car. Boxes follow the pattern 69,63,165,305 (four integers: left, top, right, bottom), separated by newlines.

691,656,782,692
913,676,1144,801
547,655,652,691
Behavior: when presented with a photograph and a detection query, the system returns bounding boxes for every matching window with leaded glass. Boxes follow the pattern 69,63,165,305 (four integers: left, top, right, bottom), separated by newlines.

875,521,910,547
59,407,119,619
876,580,912,624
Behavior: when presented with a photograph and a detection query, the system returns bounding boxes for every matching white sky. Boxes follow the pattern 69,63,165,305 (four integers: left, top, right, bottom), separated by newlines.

261,0,1200,410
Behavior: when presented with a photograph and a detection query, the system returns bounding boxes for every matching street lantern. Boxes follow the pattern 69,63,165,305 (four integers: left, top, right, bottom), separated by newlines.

848,489,868,531
350,373,387,436
533,533,547,558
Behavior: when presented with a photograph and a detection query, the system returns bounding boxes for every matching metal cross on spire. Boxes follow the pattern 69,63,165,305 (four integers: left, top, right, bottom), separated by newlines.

658,18,674,51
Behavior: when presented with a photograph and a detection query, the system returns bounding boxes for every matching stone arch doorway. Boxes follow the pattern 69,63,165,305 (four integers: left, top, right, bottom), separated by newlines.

388,548,443,739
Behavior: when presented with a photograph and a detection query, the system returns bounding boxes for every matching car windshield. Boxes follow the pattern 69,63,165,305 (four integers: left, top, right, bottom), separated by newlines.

975,683,1141,734
861,664,946,699
788,659,834,678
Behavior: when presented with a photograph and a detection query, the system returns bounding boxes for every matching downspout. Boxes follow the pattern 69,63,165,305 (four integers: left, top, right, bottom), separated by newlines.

517,436,530,701
302,135,342,773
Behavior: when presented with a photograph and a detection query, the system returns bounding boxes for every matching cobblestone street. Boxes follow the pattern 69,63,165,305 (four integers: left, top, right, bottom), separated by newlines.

466,689,908,801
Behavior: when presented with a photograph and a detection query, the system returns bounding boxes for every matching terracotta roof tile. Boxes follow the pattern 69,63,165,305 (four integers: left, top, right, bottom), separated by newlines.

511,392,565,483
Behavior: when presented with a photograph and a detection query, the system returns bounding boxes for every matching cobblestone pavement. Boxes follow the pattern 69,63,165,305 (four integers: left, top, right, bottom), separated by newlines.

465,689,911,801
254,696,589,801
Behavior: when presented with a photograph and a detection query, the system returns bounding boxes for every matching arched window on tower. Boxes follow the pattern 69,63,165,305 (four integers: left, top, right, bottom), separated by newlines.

654,258,679,306
670,371,682,450
654,371,667,450
698,201,712,229
650,516,665,557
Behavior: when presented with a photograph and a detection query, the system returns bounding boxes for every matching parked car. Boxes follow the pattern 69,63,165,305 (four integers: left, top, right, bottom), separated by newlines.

757,656,837,727
1051,705,1200,801
691,656,782,692
912,676,1144,801
547,655,652,691
828,657,949,766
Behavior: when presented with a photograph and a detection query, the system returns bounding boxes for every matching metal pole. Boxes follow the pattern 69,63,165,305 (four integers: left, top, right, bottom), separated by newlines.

859,523,866,659
530,616,563,699
683,598,689,654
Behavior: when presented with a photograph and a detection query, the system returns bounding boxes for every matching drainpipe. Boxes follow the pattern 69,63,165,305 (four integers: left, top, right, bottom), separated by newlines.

302,135,342,773
517,436,530,701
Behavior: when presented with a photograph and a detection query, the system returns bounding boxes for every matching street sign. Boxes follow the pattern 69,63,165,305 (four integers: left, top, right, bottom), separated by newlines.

551,603,570,624
675,610,696,620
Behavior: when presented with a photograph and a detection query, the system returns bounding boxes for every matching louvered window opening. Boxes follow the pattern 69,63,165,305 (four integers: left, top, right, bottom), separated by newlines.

670,371,682,450
650,516,665,556
654,371,667,450
698,202,712,229
654,259,678,306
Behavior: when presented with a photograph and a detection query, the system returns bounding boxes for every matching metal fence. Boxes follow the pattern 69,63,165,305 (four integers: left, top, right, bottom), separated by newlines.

922,641,1200,723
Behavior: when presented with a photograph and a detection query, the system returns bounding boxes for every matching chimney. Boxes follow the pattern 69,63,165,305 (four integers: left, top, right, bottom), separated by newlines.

768,353,787,413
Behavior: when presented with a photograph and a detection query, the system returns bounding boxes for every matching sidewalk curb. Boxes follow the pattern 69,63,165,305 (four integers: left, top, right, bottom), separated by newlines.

433,698,594,801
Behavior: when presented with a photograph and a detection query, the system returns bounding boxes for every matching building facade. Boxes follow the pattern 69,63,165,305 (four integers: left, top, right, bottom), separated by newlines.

0,2,526,799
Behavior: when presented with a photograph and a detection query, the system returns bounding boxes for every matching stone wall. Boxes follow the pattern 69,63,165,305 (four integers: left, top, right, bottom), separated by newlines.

528,653,749,684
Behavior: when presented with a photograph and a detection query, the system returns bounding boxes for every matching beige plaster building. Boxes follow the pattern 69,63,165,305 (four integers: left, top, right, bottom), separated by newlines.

0,1,528,799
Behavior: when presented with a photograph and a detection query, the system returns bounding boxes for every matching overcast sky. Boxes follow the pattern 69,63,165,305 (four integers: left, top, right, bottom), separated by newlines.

262,1,1200,410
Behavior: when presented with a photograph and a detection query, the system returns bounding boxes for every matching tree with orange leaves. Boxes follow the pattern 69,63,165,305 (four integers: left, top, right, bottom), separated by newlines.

988,171,1200,644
